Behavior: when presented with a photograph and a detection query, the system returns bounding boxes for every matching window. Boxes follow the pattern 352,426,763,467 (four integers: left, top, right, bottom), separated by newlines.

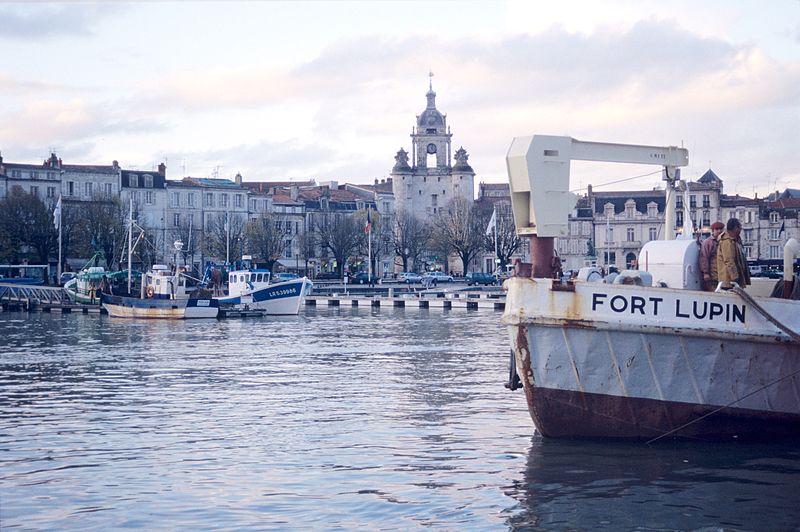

11,170,21,178
68,182,75,196
30,185,39,197
676,196,683,209
173,213,181,227
129,174,138,187
172,192,180,207
205,193,214,207
143,175,153,188
220,193,228,208
649,227,657,241
105,183,112,196
145,191,154,205
47,186,55,198
606,227,614,244
30,171,38,179
284,240,293,258
702,210,710,227
744,245,752,258
187,193,195,207
627,228,634,241
251,199,257,211
770,245,781,259
676,210,683,226
769,229,779,240
702,195,710,208
47,172,56,180
235,194,243,208
689,195,696,208
770,212,780,223
84,182,93,196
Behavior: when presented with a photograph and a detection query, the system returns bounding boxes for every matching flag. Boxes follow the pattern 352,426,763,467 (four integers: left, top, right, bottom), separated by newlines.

53,196,62,230
485,209,496,236
779,220,785,235
364,208,371,234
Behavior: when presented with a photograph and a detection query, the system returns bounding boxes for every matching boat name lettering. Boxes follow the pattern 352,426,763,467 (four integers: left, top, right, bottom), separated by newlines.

196,300,210,307
272,288,297,297
591,292,745,324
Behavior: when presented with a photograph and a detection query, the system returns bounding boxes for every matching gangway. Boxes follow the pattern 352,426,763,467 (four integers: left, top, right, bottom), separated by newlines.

0,283,68,310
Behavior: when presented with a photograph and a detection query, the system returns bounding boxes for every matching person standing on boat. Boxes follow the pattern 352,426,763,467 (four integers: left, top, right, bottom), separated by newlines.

716,218,750,289
700,221,724,291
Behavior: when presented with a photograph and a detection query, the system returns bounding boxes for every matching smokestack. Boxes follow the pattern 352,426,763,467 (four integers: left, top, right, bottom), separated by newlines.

158,162,166,176
234,172,242,185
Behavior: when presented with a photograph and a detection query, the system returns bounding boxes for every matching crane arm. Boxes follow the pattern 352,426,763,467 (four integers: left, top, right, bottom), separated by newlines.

506,135,689,238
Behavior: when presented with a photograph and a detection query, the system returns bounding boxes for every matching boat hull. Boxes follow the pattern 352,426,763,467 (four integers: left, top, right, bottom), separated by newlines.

64,279,100,305
503,277,800,441
101,293,218,319
216,277,311,315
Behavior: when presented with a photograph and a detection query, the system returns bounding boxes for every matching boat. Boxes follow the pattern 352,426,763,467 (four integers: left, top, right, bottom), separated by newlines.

502,134,800,441
101,264,218,319
63,252,139,305
99,200,218,319
207,256,312,315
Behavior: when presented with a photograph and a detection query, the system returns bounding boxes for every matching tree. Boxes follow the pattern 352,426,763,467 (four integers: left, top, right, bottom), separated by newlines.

316,213,362,277
0,186,57,264
433,197,488,275
392,210,430,272
204,212,246,263
244,213,287,272
73,196,127,269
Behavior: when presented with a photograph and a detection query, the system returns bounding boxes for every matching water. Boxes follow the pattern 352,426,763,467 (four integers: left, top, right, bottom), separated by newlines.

1,308,799,531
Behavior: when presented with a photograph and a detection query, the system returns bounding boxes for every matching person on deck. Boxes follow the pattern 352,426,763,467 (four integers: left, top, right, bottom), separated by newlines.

716,218,751,289
700,221,724,291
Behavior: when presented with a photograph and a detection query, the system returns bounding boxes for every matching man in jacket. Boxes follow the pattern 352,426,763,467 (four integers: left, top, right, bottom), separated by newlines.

699,221,724,291
716,218,751,289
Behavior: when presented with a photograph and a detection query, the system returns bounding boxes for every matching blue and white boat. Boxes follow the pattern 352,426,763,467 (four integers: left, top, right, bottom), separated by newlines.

209,257,312,315
101,265,218,319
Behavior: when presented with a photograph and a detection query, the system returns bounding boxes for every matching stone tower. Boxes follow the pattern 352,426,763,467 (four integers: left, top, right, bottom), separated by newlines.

391,79,475,219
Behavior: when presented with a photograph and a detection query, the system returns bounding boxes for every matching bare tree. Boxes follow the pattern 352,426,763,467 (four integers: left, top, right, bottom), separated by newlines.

433,197,488,275
74,196,126,269
0,186,57,264
494,212,522,272
316,213,362,277
244,213,287,272
393,210,429,272
203,212,246,263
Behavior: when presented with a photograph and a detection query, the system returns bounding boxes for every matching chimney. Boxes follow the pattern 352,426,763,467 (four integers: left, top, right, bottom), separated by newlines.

234,172,242,185
374,178,379,185
158,162,166,176
57,157,62,168
290,185,299,201
112,160,119,171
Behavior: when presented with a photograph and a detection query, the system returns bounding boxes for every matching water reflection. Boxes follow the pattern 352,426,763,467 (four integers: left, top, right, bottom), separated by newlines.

507,437,800,530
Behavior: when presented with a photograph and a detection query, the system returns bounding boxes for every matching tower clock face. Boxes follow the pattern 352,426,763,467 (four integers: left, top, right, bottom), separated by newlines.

426,143,437,154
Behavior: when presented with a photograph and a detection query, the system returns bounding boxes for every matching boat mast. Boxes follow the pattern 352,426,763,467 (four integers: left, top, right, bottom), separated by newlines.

127,197,133,293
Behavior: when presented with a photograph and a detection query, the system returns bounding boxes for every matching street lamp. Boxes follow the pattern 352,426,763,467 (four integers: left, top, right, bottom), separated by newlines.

174,239,184,269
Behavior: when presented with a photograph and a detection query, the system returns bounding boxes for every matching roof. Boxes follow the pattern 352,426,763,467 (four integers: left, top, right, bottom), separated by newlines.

719,194,760,207
697,169,722,184
592,190,665,215
182,177,245,189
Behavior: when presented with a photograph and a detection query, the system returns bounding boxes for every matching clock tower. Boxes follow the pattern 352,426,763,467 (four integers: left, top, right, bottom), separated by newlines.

391,77,476,219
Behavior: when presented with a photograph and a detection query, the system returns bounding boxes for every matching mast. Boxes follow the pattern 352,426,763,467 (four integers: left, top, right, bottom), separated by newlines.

127,197,133,293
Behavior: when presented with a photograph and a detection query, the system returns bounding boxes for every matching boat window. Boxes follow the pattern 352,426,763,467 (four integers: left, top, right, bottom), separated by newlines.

246,274,251,282
256,274,262,282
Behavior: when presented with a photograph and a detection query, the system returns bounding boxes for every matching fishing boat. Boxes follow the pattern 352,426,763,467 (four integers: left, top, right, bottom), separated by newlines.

101,264,218,319
99,200,218,319
63,252,138,305
503,135,800,441
207,256,312,315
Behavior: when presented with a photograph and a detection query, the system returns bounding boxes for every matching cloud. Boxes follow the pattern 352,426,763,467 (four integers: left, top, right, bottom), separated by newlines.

0,4,124,40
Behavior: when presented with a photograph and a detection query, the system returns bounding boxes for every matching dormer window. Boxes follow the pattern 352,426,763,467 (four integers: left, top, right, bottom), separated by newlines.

129,174,138,187
143,174,153,188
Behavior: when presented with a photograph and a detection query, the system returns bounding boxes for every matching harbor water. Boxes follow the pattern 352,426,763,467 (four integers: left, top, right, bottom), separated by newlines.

1,308,799,530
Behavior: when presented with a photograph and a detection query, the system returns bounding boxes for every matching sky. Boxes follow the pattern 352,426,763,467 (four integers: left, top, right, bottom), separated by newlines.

1,0,798,198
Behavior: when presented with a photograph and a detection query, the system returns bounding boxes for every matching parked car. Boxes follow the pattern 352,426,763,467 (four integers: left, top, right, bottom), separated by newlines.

465,272,497,286
422,271,454,285
398,272,422,284
314,272,340,280
273,272,300,282
353,271,379,284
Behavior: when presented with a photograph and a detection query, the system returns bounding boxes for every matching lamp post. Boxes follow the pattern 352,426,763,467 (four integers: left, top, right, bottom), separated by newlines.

174,239,184,270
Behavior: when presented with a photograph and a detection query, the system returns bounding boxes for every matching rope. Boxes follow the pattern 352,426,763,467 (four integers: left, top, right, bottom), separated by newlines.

732,286,800,342
646,365,800,444
647,288,799,443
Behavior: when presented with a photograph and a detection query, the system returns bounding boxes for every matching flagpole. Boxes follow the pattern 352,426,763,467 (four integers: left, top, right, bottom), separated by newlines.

494,217,498,275
127,198,133,293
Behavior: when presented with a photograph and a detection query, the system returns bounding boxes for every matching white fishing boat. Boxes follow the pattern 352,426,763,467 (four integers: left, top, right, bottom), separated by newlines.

100,201,218,319
101,265,218,319
503,135,800,441
209,256,312,315
63,252,138,305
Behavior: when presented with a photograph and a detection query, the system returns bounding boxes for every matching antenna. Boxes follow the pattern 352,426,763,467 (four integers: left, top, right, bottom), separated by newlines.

428,69,434,90
181,158,186,177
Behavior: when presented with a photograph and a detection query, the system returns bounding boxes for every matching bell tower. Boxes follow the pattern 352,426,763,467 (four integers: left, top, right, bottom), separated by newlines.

411,73,452,168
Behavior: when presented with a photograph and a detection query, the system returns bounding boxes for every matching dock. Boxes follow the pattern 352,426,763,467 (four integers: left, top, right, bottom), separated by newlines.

305,290,505,311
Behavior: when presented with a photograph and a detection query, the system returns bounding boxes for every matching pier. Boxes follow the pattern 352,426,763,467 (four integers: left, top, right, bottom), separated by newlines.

305,289,505,311
0,283,100,313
